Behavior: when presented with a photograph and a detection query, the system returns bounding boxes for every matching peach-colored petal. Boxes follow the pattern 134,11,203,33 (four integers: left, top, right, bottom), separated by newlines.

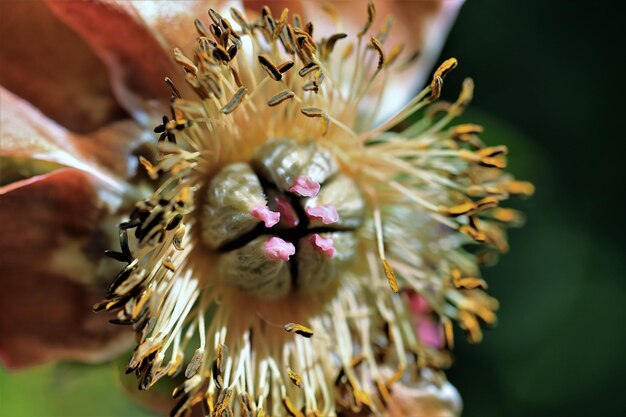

45,0,185,127
1,86,144,192
126,1,239,56
0,0,124,133
344,368,461,417
242,0,305,17
386,370,462,417
71,120,147,181
0,169,133,368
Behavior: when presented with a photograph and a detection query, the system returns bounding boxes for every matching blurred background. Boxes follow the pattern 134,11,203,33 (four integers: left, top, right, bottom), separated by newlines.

441,1,625,417
1,1,624,416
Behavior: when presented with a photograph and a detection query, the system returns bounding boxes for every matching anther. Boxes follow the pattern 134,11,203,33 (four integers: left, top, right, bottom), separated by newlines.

267,90,295,107
370,37,385,69
284,322,314,338
220,86,247,114
258,54,282,81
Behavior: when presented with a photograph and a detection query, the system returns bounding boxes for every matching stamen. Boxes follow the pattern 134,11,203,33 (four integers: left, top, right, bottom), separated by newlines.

288,369,303,388
385,43,404,66
283,396,304,417
277,60,295,73
267,89,295,107
373,207,399,293
429,58,458,101
258,54,283,81
284,323,314,338
185,348,204,378
451,268,488,290
298,62,319,77
194,18,210,38
300,107,324,118
382,260,399,293
97,3,532,416
507,180,536,197
358,1,376,37
220,86,247,114
272,8,289,40
369,36,386,70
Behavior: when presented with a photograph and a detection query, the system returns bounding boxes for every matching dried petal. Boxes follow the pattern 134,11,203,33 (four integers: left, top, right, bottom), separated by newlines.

0,169,132,368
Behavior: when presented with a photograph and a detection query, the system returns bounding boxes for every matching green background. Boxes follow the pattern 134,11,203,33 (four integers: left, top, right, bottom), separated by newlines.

440,1,625,417
1,1,624,416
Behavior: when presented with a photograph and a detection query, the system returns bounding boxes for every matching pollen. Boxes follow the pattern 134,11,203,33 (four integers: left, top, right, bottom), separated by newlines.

96,2,532,417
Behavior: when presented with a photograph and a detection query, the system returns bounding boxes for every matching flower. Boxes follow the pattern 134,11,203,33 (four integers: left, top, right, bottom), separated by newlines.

91,3,533,417
0,0,462,371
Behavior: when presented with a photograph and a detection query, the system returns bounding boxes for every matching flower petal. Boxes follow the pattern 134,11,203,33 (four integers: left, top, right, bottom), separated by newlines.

127,1,239,56
0,0,124,132
416,316,445,349
45,0,185,127
0,86,144,191
380,0,465,119
242,0,305,16
386,370,462,417
0,169,133,368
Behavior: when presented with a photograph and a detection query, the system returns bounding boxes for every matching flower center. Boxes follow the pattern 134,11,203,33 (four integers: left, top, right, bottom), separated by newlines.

199,138,364,299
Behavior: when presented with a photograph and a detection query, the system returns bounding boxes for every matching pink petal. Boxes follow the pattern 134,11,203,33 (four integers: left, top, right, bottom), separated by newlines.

416,317,444,350
264,237,295,261
0,169,133,368
289,176,320,197
251,205,281,228
309,234,335,258
0,0,123,132
407,290,432,314
306,204,339,225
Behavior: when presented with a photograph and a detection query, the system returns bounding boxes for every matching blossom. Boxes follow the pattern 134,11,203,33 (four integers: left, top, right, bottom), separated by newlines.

0,0,461,367
0,1,534,416
91,2,533,417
